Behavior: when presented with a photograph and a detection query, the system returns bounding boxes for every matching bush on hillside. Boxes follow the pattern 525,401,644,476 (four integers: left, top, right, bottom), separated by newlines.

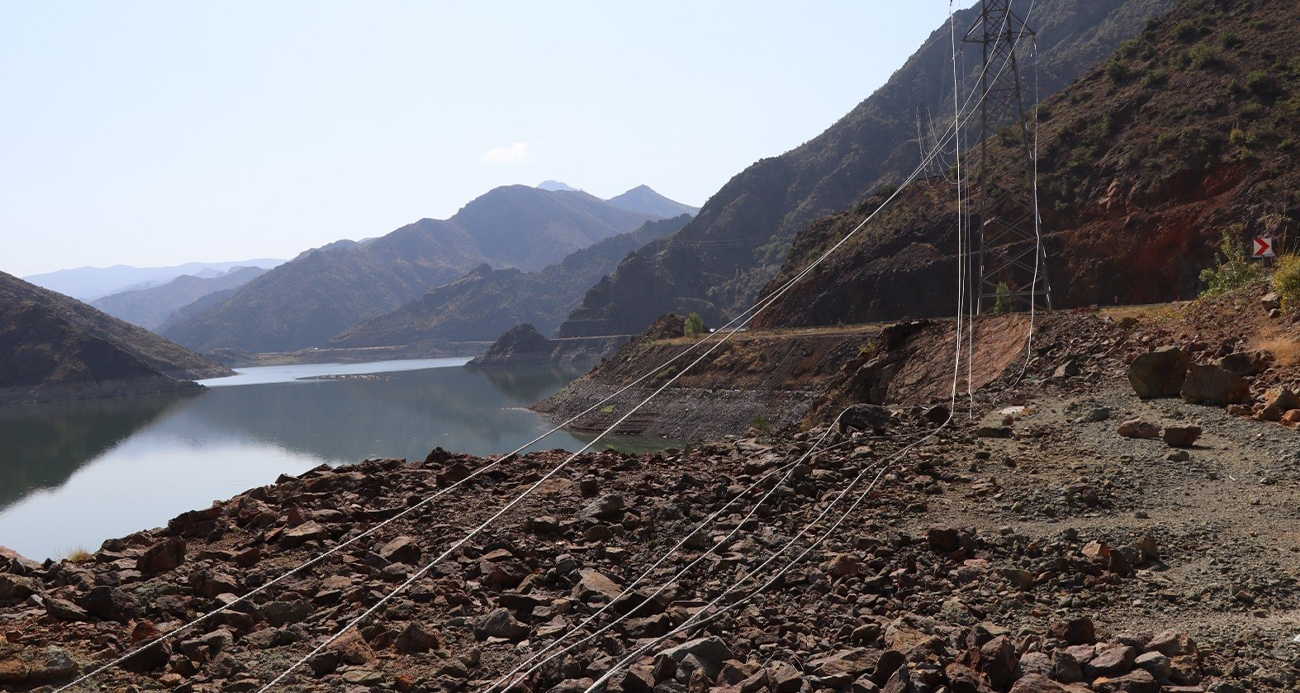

1199,227,1262,296
1245,70,1282,97
1106,61,1131,84
1187,45,1220,70
685,312,706,338
1273,254,1300,310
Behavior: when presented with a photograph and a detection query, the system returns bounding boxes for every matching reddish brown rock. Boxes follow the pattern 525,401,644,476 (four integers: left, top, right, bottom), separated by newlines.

1162,425,1201,449
136,537,186,574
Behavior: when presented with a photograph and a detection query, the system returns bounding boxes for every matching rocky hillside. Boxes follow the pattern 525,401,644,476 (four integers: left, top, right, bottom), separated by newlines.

162,186,660,353
535,316,873,440
90,266,267,330
755,0,1300,328
0,272,231,405
330,216,690,348
556,0,1178,337
604,185,699,218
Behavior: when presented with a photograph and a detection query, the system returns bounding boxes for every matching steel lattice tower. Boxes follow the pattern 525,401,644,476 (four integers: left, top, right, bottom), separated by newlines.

964,0,1051,314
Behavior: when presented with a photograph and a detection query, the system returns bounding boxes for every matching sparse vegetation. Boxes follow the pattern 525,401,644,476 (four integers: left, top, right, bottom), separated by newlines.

858,340,879,360
1141,69,1169,88
749,416,772,435
1272,254,1300,310
63,547,92,564
684,312,706,338
1199,227,1262,296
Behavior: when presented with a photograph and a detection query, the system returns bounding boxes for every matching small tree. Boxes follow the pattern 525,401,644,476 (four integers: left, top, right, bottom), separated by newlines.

1199,227,1262,295
685,312,706,338
992,282,1014,314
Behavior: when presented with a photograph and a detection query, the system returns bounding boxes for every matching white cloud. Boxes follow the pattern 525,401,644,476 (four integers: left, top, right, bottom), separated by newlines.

482,142,531,165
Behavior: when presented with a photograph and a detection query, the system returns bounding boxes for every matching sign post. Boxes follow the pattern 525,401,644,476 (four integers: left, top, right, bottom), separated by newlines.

1253,237,1276,259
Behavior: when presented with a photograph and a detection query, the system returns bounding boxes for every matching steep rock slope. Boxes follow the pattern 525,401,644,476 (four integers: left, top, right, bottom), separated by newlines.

755,0,1300,327
0,272,231,404
162,186,659,353
604,185,699,217
330,215,690,347
557,0,1177,337
90,266,267,330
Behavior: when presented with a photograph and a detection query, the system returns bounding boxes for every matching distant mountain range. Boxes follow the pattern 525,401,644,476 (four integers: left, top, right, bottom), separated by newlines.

161,185,683,353
555,0,1178,337
23,258,285,301
0,271,232,405
90,266,268,330
329,214,691,347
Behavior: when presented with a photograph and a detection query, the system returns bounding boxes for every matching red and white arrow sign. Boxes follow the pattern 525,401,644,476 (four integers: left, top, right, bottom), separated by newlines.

1253,237,1275,258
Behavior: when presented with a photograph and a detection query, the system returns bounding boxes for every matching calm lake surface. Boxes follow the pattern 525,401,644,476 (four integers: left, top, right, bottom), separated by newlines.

0,359,665,561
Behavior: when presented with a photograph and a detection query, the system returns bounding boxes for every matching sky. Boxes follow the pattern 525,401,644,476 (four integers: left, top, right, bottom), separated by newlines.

1,1,978,277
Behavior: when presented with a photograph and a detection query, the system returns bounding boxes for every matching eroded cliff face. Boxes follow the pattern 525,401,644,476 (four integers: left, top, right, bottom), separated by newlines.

756,0,1300,329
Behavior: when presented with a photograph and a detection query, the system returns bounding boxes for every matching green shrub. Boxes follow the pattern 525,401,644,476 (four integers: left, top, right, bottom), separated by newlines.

1141,69,1169,88
1172,21,1200,43
1105,61,1131,84
1188,45,1220,70
1119,39,1141,58
749,416,773,435
1274,255,1300,310
992,282,1014,315
1199,227,1262,295
1219,32,1244,50
1245,70,1281,96
684,312,706,338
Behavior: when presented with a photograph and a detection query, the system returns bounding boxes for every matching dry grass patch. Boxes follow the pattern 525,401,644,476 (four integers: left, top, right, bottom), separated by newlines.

1253,329,1300,367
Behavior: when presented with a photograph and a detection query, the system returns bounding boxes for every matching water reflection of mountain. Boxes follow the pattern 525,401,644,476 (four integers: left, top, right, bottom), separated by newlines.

164,365,588,463
0,392,198,510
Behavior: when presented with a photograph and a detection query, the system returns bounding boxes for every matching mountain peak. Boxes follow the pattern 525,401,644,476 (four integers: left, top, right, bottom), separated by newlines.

604,185,699,218
538,180,580,192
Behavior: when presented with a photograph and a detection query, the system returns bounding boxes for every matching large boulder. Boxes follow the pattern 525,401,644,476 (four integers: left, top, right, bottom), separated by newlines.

1181,364,1250,406
1127,347,1189,398
136,537,186,574
474,608,529,640
0,645,78,685
1216,350,1268,376
838,404,892,433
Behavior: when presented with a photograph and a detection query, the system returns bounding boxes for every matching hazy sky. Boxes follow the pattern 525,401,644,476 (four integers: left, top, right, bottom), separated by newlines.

2,1,977,277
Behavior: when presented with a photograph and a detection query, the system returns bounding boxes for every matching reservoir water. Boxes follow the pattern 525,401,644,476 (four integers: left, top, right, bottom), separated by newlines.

0,359,663,561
